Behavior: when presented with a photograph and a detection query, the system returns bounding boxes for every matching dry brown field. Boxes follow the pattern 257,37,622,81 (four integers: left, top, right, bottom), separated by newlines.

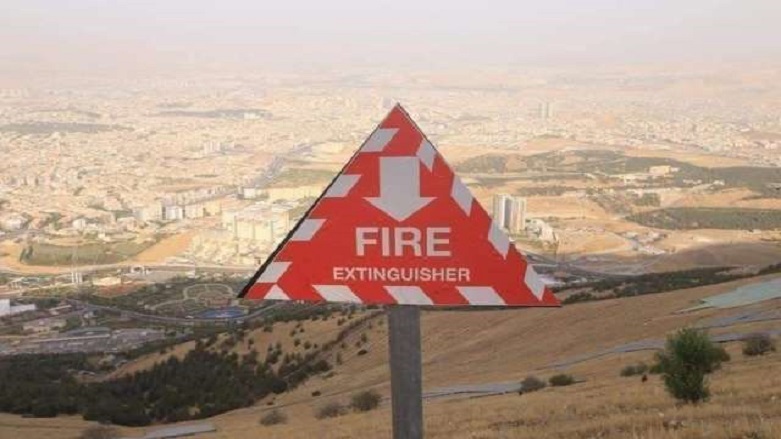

2,274,780,439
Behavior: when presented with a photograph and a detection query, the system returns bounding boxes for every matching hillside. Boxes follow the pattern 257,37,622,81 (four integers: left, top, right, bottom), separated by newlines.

2,274,781,438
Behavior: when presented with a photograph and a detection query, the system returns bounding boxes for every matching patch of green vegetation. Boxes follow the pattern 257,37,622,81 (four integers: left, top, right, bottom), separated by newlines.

455,154,510,173
266,168,334,188
516,186,578,196
556,267,750,302
458,150,781,197
20,241,153,266
627,207,781,230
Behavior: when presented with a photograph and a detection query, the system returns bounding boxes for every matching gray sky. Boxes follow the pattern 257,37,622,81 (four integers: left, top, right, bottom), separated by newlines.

1,0,779,73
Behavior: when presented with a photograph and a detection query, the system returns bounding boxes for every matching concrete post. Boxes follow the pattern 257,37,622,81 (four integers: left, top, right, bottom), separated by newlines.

388,305,423,439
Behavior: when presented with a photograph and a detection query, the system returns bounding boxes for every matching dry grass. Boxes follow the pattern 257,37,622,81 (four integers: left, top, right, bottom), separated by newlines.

3,275,781,439
132,231,197,263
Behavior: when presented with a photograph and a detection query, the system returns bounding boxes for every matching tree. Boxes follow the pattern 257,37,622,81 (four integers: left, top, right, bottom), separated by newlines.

350,390,381,412
656,328,726,404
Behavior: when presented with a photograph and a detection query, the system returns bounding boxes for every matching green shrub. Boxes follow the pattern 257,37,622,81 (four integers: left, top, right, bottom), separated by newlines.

315,402,347,419
259,409,287,426
620,363,649,377
520,375,546,393
649,362,664,374
350,390,382,412
742,333,776,357
656,328,726,404
548,374,575,387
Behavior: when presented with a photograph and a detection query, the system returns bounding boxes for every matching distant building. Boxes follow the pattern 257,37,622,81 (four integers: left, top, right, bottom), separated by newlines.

133,202,163,223
492,194,527,234
221,203,290,243
0,214,27,231
71,217,87,230
262,185,322,202
648,165,678,176
184,203,205,219
527,218,558,243
0,299,37,317
163,205,184,221
538,101,553,120
23,317,66,334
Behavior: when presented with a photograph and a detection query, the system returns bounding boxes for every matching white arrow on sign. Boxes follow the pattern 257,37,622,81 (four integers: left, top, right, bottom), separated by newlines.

366,156,434,222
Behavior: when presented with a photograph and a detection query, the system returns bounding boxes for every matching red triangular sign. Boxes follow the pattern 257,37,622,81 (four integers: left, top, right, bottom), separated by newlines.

241,105,559,307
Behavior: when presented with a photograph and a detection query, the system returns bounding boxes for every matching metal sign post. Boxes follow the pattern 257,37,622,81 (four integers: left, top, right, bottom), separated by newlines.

388,306,423,439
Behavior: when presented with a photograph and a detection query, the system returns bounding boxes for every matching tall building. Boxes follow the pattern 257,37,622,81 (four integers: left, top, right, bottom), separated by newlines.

538,101,553,120
508,197,527,234
492,194,527,234
492,194,510,229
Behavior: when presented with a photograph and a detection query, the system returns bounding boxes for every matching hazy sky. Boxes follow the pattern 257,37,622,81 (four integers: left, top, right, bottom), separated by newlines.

1,0,779,73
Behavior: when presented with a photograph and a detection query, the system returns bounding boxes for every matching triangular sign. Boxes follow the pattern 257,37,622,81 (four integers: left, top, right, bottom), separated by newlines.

240,105,559,307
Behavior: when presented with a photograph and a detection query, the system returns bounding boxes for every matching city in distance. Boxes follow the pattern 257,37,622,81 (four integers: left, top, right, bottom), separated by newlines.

1,0,781,438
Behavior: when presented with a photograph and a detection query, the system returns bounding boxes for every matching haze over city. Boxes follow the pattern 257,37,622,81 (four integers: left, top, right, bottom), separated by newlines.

2,0,780,75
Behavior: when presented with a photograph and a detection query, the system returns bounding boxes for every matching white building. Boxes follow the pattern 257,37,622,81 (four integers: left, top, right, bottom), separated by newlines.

492,194,527,234
0,299,37,317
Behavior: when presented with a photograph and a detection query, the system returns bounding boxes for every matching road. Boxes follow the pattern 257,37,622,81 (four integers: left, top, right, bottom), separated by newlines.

0,262,255,278
68,299,284,326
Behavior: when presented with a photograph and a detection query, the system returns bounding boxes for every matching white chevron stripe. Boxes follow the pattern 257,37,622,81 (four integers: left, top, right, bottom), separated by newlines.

487,221,510,258
291,219,325,241
325,174,360,198
457,286,506,306
265,285,291,300
385,286,433,305
451,178,473,215
257,261,291,283
524,267,546,300
361,128,398,152
417,139,436,170
313,285,362,303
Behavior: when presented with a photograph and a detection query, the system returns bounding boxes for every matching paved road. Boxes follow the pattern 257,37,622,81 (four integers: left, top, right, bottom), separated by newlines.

0,262,255,277
68,299,284,326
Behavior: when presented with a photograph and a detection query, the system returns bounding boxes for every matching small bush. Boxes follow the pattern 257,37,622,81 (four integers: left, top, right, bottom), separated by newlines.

549,374,575,387
259,410,287,426
520,375,546,393
743,333,776,357
81,425,119,439
656,328,725,404
350,390,382,412
711,345,731,366
620,363,649,377
316,402,347,419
